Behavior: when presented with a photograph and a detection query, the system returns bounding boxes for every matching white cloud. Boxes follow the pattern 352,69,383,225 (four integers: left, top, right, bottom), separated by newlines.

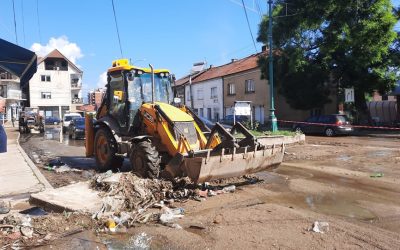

97,71,108,88
30,36,83,64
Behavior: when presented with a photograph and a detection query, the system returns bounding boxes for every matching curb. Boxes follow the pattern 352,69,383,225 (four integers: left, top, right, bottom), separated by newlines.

16,132,53,190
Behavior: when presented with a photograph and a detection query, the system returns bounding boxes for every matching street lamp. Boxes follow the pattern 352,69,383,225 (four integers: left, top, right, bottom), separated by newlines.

268,0,278,131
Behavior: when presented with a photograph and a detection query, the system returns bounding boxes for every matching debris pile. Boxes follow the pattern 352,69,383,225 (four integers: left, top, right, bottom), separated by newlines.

90,171,246,230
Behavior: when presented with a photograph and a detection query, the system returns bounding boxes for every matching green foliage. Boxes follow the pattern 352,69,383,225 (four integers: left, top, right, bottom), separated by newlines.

242,120,260,130
257,0,400,112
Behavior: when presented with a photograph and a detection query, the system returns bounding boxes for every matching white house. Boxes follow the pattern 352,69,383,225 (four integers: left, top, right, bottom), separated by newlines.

0,69,23,120
29,49,83,119
185,73,223,122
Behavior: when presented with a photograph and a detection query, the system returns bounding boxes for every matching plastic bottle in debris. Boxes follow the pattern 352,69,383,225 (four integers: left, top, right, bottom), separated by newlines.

170,208,185,215
222,185,236,193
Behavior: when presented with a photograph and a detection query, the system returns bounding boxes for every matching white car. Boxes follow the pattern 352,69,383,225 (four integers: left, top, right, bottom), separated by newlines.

62,113,82,131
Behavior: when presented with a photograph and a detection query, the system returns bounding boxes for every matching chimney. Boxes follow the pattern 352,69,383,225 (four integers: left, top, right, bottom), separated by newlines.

209,65,213,69
262,45,267,52
231,59,237,63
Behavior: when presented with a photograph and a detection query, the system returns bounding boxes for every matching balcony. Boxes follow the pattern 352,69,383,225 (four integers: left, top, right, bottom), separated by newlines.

72,97,83,104
71,74,82,89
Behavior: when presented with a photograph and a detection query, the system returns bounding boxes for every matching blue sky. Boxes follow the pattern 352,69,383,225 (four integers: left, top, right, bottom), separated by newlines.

0,0,267,94
0,0,399,96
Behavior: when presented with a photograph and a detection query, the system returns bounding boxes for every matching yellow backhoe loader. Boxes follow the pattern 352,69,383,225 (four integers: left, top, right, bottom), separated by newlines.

85,59,284,183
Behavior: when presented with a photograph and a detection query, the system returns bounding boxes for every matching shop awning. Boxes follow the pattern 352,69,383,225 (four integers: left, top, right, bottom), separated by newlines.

0,38,37,86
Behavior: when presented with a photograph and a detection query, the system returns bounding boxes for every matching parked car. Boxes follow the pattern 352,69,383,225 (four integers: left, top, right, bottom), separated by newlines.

45,116,60,125
199,117,232,132
220,115,249,125
62,113,82,131
293,114,353,136
68,117,85,139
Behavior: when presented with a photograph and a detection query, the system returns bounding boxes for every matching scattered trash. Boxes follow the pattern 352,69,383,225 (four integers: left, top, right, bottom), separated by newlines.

197,189,208,197
370,172,384,178
20,226,34,238
48,158,65,167
105,218,116,232
312,221,329,233
20,207,48,216
159,206,184,228
127,232,152,250
222,185,236,193
54,165,81,173
0,200,11,214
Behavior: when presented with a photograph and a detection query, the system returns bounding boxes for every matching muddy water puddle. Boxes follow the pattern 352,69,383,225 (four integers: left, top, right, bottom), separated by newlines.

21,127,85,147
254,164,400,221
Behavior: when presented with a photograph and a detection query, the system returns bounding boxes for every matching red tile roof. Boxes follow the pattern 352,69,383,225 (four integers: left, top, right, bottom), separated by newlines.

37,49,82,73
191,52,266,83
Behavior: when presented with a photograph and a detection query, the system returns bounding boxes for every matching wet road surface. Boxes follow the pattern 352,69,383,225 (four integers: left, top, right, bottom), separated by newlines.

19,131,400,249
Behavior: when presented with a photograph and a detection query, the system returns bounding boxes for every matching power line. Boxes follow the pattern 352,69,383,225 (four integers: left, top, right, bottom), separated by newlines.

12,0,18,44
241,0,258,52
21,0,26,46
111,0,123,58
36,0,42,44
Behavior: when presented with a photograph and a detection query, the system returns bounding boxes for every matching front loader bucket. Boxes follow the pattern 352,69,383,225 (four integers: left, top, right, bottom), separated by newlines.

179,143,285,183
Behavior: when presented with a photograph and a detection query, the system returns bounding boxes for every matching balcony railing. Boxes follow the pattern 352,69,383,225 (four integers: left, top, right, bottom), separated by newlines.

71,82,82,89
72,98,83,104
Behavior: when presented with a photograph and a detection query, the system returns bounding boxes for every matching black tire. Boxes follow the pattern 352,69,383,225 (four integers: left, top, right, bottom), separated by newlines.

130,140,160,179
73,130,77,140
325,127,335,137
94,127,124,171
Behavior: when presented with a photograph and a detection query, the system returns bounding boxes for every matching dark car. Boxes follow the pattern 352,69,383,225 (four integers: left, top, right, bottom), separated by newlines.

45,116,60,125
220,115,249,126
199,117,232,132
68,117,85,139
293,114,353,136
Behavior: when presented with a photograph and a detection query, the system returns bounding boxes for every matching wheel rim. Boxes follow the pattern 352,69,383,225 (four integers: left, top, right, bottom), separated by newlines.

326,128,333,136
96,135,109,164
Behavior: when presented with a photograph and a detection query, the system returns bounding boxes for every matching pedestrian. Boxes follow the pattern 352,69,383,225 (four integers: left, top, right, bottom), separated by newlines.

11,112,15,128
0,102,7,153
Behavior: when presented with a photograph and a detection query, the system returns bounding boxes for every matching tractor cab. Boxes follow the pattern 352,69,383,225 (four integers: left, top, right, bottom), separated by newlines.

103,59,174,134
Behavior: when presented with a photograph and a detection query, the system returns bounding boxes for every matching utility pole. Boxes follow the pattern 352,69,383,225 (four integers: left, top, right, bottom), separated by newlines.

268,0,278,131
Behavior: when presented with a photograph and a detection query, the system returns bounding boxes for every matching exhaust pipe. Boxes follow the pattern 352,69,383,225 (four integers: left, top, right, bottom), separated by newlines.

149,64,155,103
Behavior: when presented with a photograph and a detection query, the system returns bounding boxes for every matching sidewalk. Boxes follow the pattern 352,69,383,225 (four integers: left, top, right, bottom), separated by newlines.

0,123,52,197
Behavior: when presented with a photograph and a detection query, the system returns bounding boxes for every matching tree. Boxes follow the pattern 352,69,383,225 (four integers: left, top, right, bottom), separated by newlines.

257,0,400,123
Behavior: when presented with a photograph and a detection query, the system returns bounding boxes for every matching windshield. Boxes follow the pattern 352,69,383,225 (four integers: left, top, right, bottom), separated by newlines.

65,116,80,121
128,72,173,106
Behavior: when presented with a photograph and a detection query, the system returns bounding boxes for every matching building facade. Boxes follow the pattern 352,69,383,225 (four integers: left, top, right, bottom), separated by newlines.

185,77,223,121
28,49,83,119
0,69,24,120
88,88,105,109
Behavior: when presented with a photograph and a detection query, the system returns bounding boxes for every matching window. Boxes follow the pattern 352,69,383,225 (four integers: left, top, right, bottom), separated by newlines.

213,108,220,121
41,92,51,99
207,108,212,120
199,108,204,117
41,75,51,82
0,85,7,98
245,79,255,93
197,89,203,100
210,87,217,99
227,83,236,95
186,89,191,100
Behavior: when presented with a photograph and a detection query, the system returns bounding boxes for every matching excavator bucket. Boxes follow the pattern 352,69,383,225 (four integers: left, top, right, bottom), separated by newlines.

181,143,284,183
165,122,285,183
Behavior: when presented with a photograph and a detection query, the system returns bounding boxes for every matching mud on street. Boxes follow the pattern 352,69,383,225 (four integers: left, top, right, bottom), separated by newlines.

7,129,400,249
